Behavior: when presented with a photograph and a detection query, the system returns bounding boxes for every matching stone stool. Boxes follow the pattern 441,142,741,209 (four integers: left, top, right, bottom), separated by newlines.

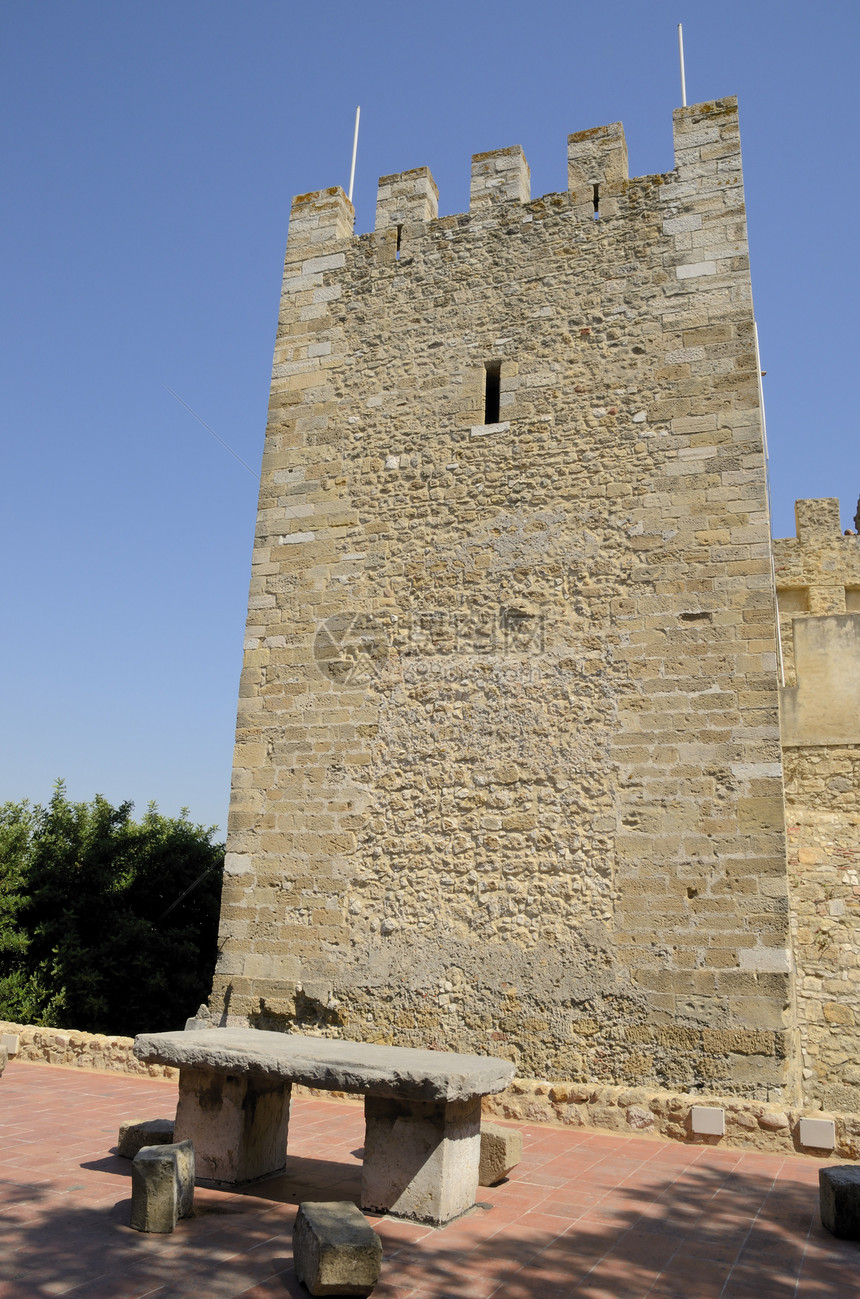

117,1118,175,1158
820,1165,860,1239
130,1140,195,1233
479,1122,523,1186
293,1201,382,1297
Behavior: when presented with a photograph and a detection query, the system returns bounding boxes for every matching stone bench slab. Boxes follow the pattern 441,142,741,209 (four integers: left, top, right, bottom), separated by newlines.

133,1028,514,1102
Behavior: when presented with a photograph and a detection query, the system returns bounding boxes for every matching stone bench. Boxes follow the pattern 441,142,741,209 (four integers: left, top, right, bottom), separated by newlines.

133,1027,514,1224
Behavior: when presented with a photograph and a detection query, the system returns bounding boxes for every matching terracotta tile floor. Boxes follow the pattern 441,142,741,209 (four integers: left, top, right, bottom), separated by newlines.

0,1061,857,1298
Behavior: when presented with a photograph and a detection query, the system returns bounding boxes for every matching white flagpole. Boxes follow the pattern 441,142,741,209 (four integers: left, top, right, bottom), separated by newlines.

348,106,360,205
678,24,687,107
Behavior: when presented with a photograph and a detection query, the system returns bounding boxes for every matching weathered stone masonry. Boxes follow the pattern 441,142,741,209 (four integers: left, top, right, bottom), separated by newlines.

214,98,797,1102
775,500,860,1112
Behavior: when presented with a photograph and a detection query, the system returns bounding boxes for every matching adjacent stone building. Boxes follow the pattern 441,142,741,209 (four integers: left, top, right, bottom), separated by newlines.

212,95,804,1105
774,500,860,1113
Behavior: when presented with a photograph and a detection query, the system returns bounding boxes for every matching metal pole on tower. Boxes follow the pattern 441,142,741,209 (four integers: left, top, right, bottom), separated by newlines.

348,106,361,206
678,24,687,107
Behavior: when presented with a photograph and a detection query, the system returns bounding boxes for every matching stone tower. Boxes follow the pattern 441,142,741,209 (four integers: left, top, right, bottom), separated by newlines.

214,98,798,1102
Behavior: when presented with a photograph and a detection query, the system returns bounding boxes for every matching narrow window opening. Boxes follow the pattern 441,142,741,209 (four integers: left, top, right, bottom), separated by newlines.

484,361,501,424
592,184,600,220
395,224,403,261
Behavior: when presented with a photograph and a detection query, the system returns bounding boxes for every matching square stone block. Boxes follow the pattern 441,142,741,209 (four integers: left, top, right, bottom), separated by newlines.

173,1065,291,1183
130,1140,195,1233
293,1201,382,1296
820,1165,860,1239
117,1118,176,1159
479,1122,523,1185
799,1116,836,1150
362,1094,481,1225
691,1106,725,1136
0,1032,19,1056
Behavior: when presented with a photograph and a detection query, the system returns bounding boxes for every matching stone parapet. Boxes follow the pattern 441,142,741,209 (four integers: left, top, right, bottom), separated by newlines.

285,186,354,252
375,166,438,231
470,145,530,209
0,1021,177,1079
567,121,628,210
483,1076,860,1161
774,496,860,690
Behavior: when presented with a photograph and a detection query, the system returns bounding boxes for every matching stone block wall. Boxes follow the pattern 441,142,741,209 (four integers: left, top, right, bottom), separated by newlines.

775,500,860,1109
215,98,796,1101
785,753,860,1112
0,1020,176,1078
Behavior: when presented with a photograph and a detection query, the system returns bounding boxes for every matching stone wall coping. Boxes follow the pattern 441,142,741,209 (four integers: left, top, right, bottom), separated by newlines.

133,1028,515,1102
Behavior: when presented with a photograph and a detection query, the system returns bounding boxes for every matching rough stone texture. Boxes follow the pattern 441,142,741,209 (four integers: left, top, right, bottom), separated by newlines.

215,96,794,1103
0,1020,176,1079
173,1063,292,1184
134,1028,515,1101
375,167,438,232
774,502,860,1114
819,1165,860,1239
117,1118,176,1159
785,769,860,1114
293,1201,382,1297
184,1003,217,1032
479,1122,523,1185
483,1077,860,1159
130,1140,195,1234
362,1094,481,1224
0,1045,6,1078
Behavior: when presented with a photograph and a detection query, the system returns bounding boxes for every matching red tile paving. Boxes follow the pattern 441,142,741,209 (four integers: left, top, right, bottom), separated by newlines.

0,1061,857,1297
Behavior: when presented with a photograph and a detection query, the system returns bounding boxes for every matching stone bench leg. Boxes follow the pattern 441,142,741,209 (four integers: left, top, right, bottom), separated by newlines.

361,1095,481,1225
173,1066,291,1183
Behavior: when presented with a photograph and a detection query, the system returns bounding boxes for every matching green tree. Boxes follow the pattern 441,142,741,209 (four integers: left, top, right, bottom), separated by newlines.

0,782,224,1036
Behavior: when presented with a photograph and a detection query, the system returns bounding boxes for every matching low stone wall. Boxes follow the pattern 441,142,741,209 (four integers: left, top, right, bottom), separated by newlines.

484,1076,860,1160
0,1021,177,1080
4,1017,856,1161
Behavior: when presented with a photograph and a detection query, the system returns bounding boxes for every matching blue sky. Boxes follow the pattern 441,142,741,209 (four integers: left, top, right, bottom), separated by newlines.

2,1,858,831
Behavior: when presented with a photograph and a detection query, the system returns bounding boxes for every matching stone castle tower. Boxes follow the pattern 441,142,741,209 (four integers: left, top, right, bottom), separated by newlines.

213,97,797,1103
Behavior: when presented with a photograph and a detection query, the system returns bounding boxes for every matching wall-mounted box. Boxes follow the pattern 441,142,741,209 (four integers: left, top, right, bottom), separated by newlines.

799,1116,836,1150
691,1106,726,1136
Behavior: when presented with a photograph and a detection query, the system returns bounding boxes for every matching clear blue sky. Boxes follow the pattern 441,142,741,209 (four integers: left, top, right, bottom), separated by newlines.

2,1,857,832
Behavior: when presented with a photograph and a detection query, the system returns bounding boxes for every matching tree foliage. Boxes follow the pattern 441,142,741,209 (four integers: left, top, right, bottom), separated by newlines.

0,782,224,1036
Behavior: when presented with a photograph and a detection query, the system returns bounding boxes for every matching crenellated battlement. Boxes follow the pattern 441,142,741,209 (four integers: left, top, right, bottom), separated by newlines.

286,97,742,250
567,121,628,206
285,186,353,252
773,499,860,721
793,497,843,545
374,166,438,231
470,144,530,209
774,498,860,609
